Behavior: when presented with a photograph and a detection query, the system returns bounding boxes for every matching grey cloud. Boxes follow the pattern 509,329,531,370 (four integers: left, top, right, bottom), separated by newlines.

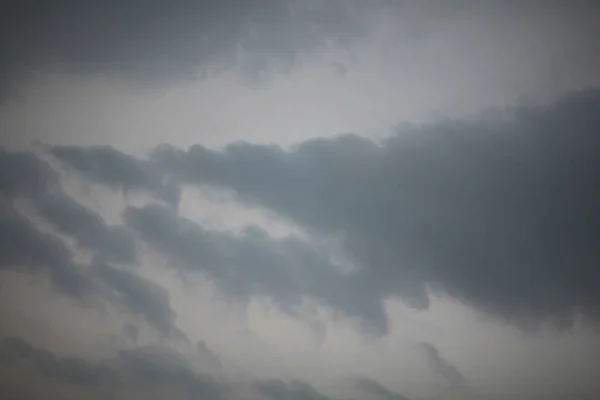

37,193,136,264
0,204,92,298
122,324,139,344
0,336,222,398
0,337,112,387
354,377,411,400
254,379,331,400
0,148,137,264
148,88,600,331
0,149,179,336
1,336,342,400
122,202,388,333
418,343,467,392
196,340,223,375
0,147,58,199
0,0,372,98
0,203,178,336
50,144,180,205
92,258,177,336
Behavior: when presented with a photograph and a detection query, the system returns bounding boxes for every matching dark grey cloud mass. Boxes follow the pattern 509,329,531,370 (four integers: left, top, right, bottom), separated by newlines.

121,202,385,331
0,336,339,400
0,203,178,335
0,149,179,335
0,0,372,99
4,89,600,341
0,336,223,399
37,193,136,264
0,203,92,298
91,258,177,336
101,87,600,332
0,148,137,264
51,144,180,205
0,147,59,199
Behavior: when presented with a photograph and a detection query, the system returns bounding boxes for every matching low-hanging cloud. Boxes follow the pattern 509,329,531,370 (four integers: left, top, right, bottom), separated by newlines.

418,343,467,393
354,376,411,400
0,148,181,335
37,193,136,264
147,88,600,331
0,0,374,101
122,202,386,332
0,203,92,298
0,336,341,400
50,144,180,205
8,88,600,337
54,87,600,333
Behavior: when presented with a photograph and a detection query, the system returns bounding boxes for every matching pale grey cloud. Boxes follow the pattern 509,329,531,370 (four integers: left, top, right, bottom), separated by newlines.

0,203,92,298
354,377,411,400
418,343,467,393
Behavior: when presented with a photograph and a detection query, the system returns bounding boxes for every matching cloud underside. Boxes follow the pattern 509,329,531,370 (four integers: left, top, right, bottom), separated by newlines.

1,336,413,400
0,336,353,400
2,88,600,336
0,0,372,100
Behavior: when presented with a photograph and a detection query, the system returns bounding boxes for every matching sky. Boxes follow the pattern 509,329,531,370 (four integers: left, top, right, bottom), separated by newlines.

1,1,600,400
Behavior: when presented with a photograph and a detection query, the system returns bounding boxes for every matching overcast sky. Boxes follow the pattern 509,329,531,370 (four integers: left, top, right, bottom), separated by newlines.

1,1,600,400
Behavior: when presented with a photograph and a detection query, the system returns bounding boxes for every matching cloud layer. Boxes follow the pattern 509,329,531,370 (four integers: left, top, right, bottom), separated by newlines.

8,87,593,336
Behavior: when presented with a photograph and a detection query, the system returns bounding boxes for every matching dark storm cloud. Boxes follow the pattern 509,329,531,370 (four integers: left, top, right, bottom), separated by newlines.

0,147,137,264
91,258,177,335
122,202,388,332
418,343,467,392
0,203,178,335
354,377,411,400
37,193,136,264
0,0,372,97
0,336,223,398
0,148,180,335
0,336,340,400
0,147,58,199
0,336,113,386
50,145,180,205
0,204,92,297
146,88,600,331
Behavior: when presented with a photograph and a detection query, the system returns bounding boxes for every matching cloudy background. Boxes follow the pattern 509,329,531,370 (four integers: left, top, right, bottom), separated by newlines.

1,1,600,399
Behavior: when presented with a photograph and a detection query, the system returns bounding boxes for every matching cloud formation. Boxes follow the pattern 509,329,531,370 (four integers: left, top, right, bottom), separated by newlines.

37,193,136,264
121,202,384,331
51,144,180,205
354,377,411,400
0,0,375,100
0,203,92,298
0,336,222,399
151,88,600,330
0,148,180,335
0,336,340,400
51,87,600,333
418,343,467,393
